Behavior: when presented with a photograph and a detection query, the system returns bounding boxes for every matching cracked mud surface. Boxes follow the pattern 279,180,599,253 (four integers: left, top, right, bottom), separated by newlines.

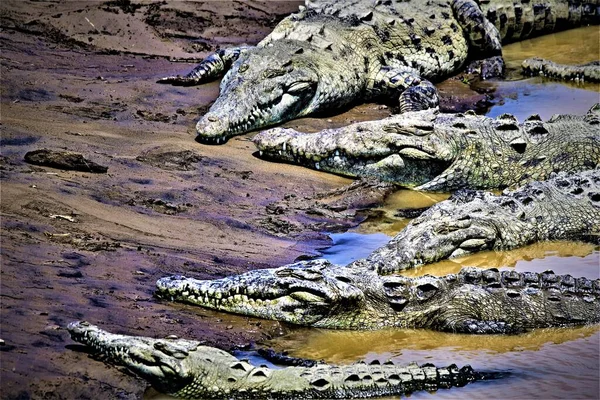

0,1,545,399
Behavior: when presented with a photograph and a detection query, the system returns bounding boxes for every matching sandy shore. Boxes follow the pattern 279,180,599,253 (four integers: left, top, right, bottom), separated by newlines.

0,1,497,398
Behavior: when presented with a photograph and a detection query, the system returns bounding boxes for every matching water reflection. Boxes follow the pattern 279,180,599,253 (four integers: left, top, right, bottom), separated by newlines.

321,232,391,264
355,190,450,235
401,241,600,279
485,80,600,121
486,25,599,120
268,325,600,363
266,326,600,399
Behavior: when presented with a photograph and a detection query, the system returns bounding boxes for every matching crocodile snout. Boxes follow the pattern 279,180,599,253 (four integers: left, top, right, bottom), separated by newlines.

195,113,229,145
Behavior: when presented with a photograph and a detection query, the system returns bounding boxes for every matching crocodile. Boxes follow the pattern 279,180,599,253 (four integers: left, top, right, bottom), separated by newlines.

156,170,600,331
364,169,600,274
156,262,600,332
253,104,600,191
522,58,600,82
68,320,501,399
159,0,599,144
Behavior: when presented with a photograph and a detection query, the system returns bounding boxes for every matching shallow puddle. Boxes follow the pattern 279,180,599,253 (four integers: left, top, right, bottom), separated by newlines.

402,241,599,279
485,79,600,121
485,25,599,120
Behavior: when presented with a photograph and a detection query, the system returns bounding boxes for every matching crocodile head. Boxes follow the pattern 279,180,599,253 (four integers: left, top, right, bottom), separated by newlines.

366,190,537,274
68,321,203,395
156,260,398,329
253,109,455,187
196,41,322,144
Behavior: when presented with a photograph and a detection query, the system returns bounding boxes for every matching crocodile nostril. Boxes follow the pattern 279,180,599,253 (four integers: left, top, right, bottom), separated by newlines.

207,116,218,122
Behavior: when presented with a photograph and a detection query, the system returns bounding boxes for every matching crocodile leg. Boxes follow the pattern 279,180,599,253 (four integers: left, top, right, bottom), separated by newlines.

399,81,440,112
371,65,440,112
157,46,253,86
452,0,505,78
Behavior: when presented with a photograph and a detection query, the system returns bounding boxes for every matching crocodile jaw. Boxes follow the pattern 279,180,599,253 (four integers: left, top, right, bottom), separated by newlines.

196,89,315,145
155,260,384,328
195,42,319,144
253,111,454,186
68,321,197,395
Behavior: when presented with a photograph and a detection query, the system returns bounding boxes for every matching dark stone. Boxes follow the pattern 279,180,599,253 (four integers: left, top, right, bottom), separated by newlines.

24,149,108,173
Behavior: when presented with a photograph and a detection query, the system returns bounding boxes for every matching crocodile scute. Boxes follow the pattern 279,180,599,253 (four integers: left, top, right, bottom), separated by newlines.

156,261,600,332
159,0,599,144
68,321,498,399
522,58,600,82
254,105,600,191
155,170,600,331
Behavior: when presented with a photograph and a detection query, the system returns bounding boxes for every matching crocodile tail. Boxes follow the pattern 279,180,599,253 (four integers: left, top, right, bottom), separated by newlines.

479,0,599,44
293,361,500,398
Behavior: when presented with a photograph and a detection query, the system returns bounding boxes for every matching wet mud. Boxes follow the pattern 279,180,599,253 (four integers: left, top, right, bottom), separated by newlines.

0,2,325,398
1,1,598,399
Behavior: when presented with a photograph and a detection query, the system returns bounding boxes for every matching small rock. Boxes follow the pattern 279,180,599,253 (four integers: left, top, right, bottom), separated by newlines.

24,149,108,173
57,270,83,278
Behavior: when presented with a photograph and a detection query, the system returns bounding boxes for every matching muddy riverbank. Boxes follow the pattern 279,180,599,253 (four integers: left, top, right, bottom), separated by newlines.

1,1,598,399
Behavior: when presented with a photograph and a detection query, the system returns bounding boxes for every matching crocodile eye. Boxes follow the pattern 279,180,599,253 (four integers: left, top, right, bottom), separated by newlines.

433,224,457,235
286,81,312,94
416,283,439,301
264,68,286,79
238,64,249,73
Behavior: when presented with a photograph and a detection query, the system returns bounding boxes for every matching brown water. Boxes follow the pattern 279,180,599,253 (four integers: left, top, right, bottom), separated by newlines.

485,25,600,120
355,190,451,235
267,326,600,399
147,28,600,399
502,25,600,69
314,187,599,399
